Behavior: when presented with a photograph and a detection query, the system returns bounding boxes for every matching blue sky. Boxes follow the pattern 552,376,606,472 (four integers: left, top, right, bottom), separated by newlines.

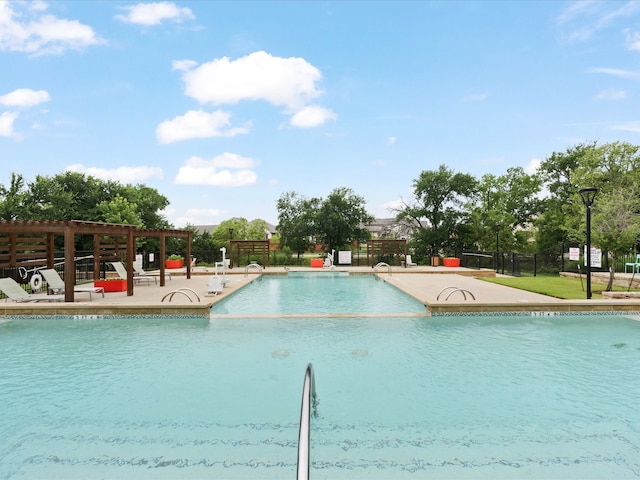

2,1,640,227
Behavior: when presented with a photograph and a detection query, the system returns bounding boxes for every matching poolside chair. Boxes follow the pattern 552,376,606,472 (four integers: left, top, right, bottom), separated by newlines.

38,269,105,301
0,277,64,302
133,261,170,283
405,255,417,267
625,254,640,273
110,262,154,286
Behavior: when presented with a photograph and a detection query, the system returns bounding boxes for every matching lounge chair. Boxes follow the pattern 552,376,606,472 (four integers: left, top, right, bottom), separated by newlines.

0,277,64,302
405,255,417,267
625,254,640,273
110,261,154,286
133,261,170,282
38,269,105,301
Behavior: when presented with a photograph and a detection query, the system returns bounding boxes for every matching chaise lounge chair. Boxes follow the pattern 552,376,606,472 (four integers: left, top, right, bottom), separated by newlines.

38,269,105,301
133,261,170,283
110,261,154,286
405,255,417,267
0,277,64,302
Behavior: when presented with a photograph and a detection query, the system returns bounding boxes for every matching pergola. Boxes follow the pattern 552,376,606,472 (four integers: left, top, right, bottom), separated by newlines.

229,239,270,268
0,220,191,302
366,239,408,266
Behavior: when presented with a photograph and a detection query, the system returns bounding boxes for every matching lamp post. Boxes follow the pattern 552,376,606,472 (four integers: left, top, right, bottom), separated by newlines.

579,187,597,300
494,223,500,272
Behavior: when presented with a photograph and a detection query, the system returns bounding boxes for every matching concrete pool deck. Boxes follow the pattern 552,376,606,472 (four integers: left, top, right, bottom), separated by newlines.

2,265,640,316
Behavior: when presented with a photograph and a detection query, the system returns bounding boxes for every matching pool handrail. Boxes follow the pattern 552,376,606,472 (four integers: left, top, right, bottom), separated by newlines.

373,262,392,275
244,263,263,276
297,363,318,480
436,286,476,301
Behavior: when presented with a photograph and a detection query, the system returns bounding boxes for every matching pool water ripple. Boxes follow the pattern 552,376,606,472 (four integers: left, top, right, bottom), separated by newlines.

1,289,640,478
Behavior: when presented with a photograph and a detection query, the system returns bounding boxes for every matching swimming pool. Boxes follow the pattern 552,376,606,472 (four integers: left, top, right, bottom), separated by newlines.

209,272,427,315
1,312,639,479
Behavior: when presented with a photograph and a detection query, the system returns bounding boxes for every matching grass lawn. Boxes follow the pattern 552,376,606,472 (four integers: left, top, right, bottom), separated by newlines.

480,274,640,300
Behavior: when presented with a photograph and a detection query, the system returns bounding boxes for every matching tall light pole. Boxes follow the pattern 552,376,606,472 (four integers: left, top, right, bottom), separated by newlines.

579,187,597,300
494,223,500,272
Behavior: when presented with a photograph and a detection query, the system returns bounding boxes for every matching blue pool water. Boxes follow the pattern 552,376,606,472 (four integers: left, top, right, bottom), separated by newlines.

209,272,427,315
1,312,639,479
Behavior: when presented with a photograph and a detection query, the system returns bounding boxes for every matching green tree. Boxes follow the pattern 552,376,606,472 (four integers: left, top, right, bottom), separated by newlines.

0,173,27,220
396,165,477,258
96,194,143,226
568,141,640,289
467,167,543,253
315,187,374,252
247,219,271,240
276,191,317,261
535,142,596,250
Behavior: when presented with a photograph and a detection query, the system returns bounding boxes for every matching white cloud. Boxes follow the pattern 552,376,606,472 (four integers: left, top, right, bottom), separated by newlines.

176,50,334,127
0,1,103,55
0,88,51,107
589,67,640,78
387,136,397,145
156,109,249,144
115,2,194,26
65,164,164,183
289,105,337,128
610,121,640,133
595,88,627,100
556,1,640,43
524,157,542,175
174,153,258,186
625,29,640,51
181,51,323,109
172,59,198,71
0,111,19,137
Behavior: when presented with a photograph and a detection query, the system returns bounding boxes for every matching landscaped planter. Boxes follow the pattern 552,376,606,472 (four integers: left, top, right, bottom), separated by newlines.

94,279,127,292
442,257,461,267
166,259,184,269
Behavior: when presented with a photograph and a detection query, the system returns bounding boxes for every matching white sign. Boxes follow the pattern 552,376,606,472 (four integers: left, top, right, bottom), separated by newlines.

338,250,352,264
148,253,155,262
584,246,602,268
569,247,580,261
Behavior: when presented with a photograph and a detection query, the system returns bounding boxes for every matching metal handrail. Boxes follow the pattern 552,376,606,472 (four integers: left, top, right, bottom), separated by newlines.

373,262,392,275
297,363,318,480
436,286,475,301
244,263,263,276
161,288,201,303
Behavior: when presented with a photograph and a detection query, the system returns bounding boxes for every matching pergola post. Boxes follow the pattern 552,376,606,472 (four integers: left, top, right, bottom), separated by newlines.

126,229,135,296
46,233,55,268
63,225,75,302
159,232,167,286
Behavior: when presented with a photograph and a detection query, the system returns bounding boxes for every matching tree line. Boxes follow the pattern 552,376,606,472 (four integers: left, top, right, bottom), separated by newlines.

3,141,640,284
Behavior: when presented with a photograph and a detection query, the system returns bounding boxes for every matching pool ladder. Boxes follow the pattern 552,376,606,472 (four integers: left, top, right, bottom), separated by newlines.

373,262,392,275
161,288,201,302
244,263,263,276
436,286,476,301
297,363,318,480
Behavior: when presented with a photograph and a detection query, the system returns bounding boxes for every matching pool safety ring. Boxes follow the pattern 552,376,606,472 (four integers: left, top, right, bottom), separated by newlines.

30,273,43,292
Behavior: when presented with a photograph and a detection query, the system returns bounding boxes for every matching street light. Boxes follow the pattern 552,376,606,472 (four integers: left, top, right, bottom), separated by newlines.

579,187,597,300
494,223,501,272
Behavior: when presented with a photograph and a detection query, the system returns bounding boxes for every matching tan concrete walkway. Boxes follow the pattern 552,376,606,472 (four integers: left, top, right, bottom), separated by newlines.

2,265,640,316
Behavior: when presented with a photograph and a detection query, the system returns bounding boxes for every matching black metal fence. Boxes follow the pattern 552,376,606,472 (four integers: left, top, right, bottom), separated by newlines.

460,242,639,277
